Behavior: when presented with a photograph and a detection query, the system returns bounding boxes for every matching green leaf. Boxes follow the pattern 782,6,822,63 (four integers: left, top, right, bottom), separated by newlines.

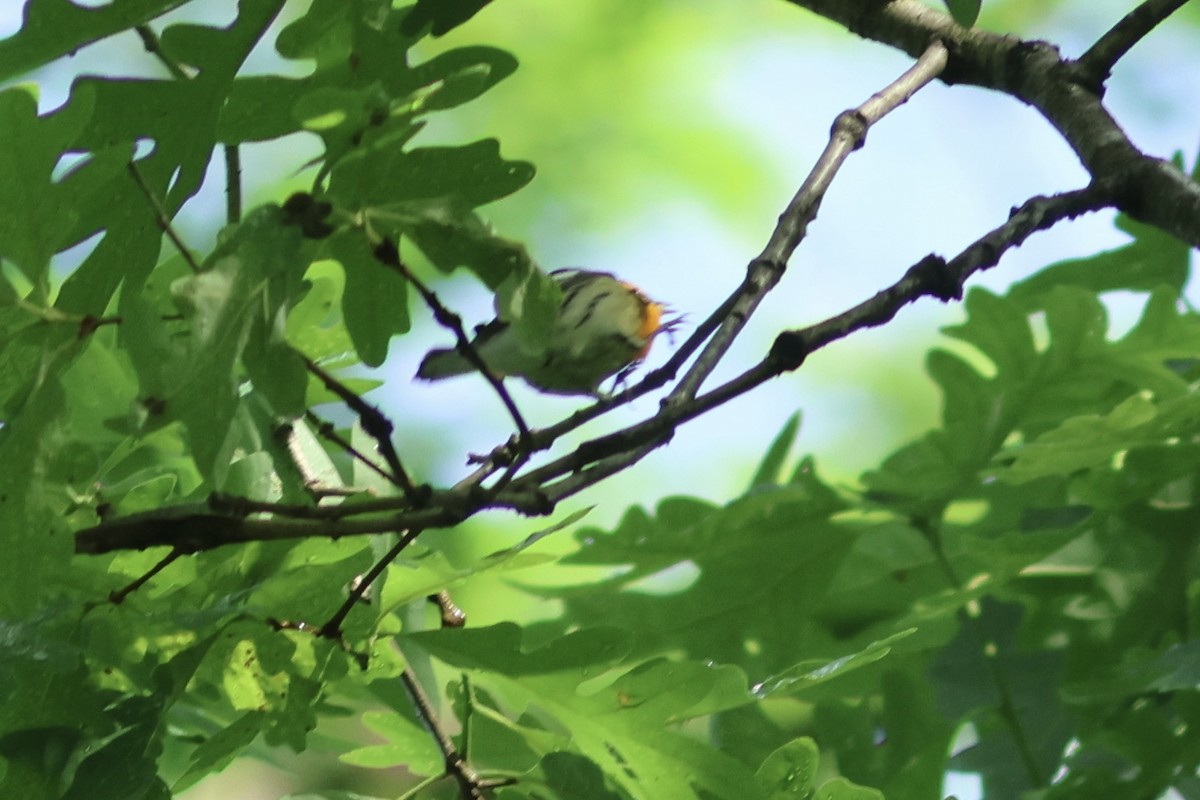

130,205,309,481
0,379,75,617
930,599,1069,799
0,0,191,81
756,737,820,798
1001,391,1160,482
755,738,887,800
324,135,537,299
340,710,442,774
754,629,917,697
942,0,982,27
1009,214,1191,308
406,46,519,112
539,751,624,799
401,0,498,36
0,726,83,800
748,412,800,490
285,260,356,360
407,625,761,800
329,136,533,212
62,698,165,800
174,712,266,791
327,231,410,367
815,777,885,800
941,288,1036,383
1066,638,1200,701
411,622,630,675
0,87,90,285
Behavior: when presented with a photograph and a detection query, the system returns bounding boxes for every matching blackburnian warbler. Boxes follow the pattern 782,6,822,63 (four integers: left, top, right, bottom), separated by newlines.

416,269,666,396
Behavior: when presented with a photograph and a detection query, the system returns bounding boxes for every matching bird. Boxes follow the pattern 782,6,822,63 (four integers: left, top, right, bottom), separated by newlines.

416,268,667,396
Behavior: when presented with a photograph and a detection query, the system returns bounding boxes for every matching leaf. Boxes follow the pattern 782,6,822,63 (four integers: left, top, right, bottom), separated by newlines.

539,751,624,799
815,777,885,800
285,260,355,360
1065,638,1200,701
540,490,859,679
401,0,498,36
0,87,90,284
377,511,587,612
748,412,800,490
941,288,1036,383
0,0,191,81
327,230,410,367
340,710,442,774
942,0,982,27
930,599,1069,799
132,204,309,481
62,695,165,800
1001,391,1160,482
173,712,266,792
407,625,761,800
1009,214,1191,309
329,136,534,212
755,738,886,800
324,135,538,307
410,622,630,675
754,629,917,697
0,378,75,618
0,726,82,800
406,46,519,112
756,737,820,799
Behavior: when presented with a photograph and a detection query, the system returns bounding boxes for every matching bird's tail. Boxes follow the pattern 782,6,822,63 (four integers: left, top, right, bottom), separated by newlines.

416,347,473,381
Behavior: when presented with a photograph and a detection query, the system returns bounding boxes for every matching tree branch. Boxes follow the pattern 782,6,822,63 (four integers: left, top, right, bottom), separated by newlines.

75,36,1116,562
1077,0,1192,86
668,40,949,403
127,161,200,273
498,185,1109,509
373,238,532,445
780,0,1200,248
224,144,242,224
301,355,422,500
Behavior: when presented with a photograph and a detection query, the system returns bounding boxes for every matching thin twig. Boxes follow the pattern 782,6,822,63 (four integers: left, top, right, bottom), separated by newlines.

76,315,122,339
398,665,513,798
301,355,420,499
303,410,400,488
127,161,200,273
319,528,423,637
522,289,742,451
224,144,242,223
134,24,191,81
1076,0,1191,85
667,41,950,405
371,239,532,445
108,548,183,603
